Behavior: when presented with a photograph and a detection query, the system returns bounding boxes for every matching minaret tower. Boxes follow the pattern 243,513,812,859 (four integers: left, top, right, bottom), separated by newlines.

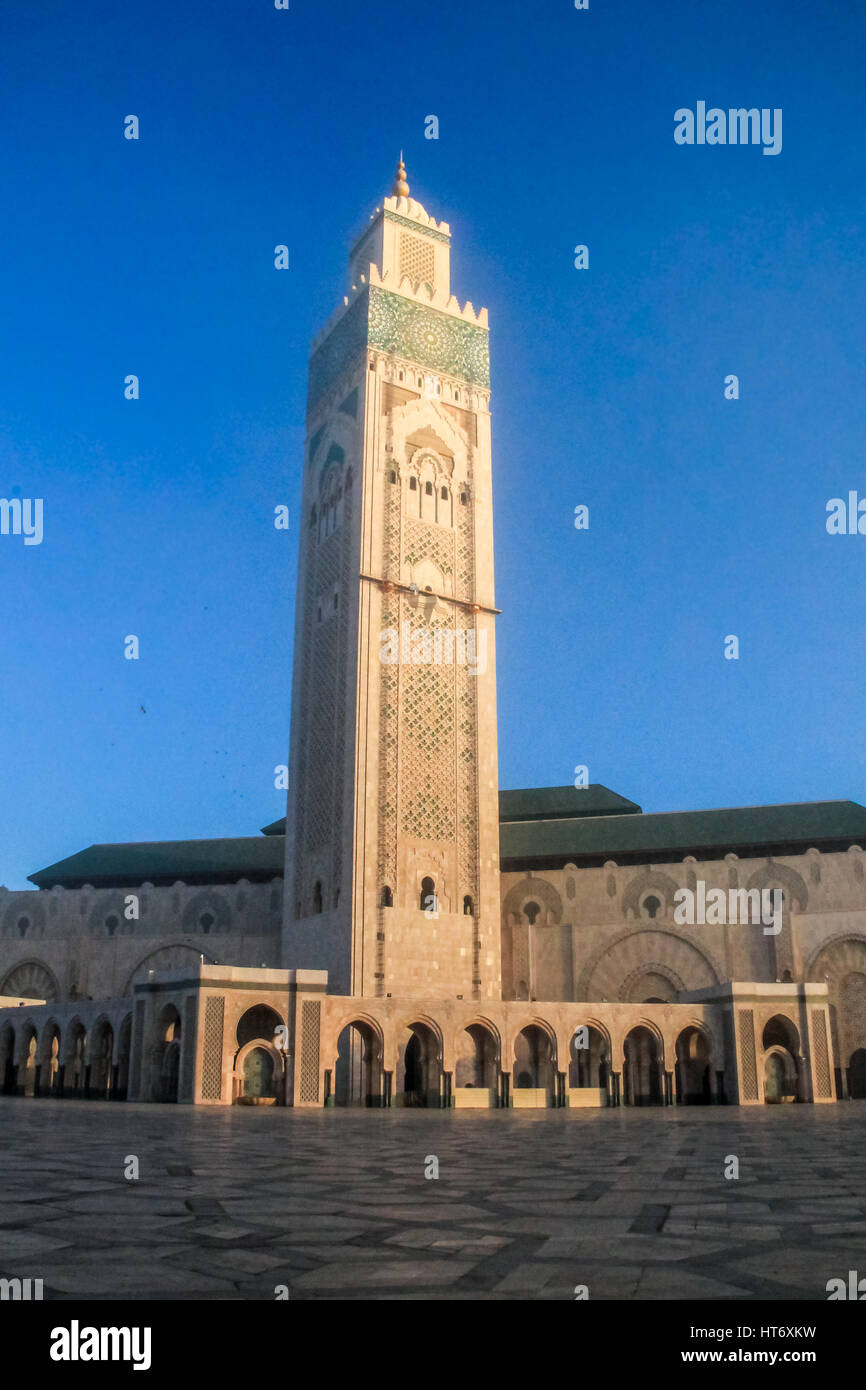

283,158,500,1001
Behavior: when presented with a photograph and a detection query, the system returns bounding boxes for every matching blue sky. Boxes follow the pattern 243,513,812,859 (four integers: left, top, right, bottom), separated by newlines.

1,0,865,888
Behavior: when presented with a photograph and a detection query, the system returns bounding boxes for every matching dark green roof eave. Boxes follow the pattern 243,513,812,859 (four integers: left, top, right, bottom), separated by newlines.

499,785,641,821
28,836,286,890
500,800,866,868
260,818,286,837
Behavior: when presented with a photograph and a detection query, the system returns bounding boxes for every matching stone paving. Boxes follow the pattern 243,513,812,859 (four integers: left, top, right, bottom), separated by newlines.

2,1097,866,1300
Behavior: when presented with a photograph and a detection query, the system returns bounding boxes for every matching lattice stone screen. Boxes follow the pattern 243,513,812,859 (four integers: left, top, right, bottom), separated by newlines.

399,232,435,289
299,1000,321,1103
737,1008,758,1101
810,1009,832,1098
201,995,225,1101
181,995,197,1099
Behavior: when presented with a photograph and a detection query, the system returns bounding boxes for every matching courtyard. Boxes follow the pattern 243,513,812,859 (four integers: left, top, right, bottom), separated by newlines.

1,1098,865,1300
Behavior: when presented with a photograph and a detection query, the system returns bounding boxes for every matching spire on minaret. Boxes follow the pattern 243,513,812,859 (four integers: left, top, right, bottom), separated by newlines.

391,152,410,198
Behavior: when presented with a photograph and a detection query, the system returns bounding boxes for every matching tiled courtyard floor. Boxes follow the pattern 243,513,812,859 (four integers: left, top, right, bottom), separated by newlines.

2,1097,865,1300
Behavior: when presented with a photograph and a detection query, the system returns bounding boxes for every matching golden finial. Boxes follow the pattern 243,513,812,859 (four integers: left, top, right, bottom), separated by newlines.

392,152,410,198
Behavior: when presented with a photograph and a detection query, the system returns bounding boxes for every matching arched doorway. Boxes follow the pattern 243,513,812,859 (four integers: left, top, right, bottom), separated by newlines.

767,1045,795,1100
399,1022,441,1107
153,1006,181,1103
568,1025,609,1089
623,1026,664,1106
66,1022,87,1096
513,1025,555,1094
849,1049,866,1099
21,1030,38,1097
0,1025,15,1095
233,1004,286,1104
334,1020,383,1106
41,1026,61,1096
454,1023,499,1094
90,1021,114,1100
675,1026,712,1104
762,1015,801,1102
242,1047,276,1099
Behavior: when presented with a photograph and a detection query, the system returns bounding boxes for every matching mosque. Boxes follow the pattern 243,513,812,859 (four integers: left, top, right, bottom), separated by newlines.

1,161,865,1111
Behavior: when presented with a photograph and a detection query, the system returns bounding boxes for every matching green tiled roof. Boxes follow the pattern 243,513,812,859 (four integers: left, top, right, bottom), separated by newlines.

499,785,641,822
260,785,641,840
30,794,866,888
29,837,286,890
500,800,866,868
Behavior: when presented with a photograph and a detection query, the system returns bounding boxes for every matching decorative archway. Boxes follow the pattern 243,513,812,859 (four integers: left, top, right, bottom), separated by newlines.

806,937,866,1098
568,1023,610,1089
454,1021,500,1091
398,1020,442,1108
513,1022,556,1093
763,1046,797,1103
623,1025,664,1106
848,1048,866,1100
39,1021,62,1096
89,1018,114,1100
761,1015,801,1102
20,1025,38,1097
0,960,59,1003
65,1019,87,1096
0,1023,15,1095
232,1038,286,1104
151,1005,182,1103
232,1004,288,1104
333,1018,384,1107
675,1026,712,1104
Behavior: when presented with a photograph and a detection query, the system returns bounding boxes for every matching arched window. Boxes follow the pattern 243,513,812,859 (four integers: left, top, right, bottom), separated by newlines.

425,481,433,496
381,886,393,908
313,882,323,915
409,476,417,491
420,876,436,912
389,470,397,484
200,912,215,935
441,486,448,500
105,915,119,937
524,901,541,925
643,895,661,920
460,491,468,504
17,916,29,938
463,895,474,916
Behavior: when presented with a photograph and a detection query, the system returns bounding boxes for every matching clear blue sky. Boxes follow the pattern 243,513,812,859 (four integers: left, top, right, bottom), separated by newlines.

1,0,865,889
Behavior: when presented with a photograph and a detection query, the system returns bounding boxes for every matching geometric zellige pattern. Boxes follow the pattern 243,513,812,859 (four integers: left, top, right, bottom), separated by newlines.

810,1009,832,1098
300,1000,321,1103
399,602,456,841
201,995,225,1101
738,1009,758,1102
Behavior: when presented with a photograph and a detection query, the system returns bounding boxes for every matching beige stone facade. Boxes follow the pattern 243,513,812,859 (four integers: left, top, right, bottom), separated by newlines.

0,164,864,1113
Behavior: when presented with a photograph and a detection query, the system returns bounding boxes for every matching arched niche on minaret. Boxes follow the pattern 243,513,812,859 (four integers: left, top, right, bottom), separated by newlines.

388,397,468,480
